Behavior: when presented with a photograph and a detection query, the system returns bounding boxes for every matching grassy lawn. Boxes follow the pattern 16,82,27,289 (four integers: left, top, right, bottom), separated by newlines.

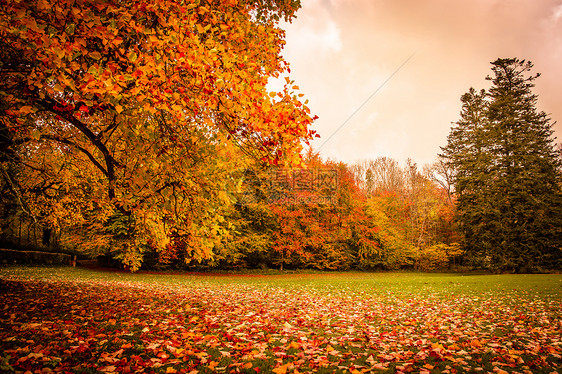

1,267,561,373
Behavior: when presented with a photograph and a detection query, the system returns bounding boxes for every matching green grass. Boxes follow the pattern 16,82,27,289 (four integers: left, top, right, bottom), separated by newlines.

2,265,561,299
1,266,561,373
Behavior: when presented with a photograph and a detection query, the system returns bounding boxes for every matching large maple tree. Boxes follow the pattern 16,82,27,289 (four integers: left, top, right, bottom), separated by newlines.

0,0,316,269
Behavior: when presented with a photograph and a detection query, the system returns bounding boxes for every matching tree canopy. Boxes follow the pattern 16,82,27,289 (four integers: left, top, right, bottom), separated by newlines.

0,0,317,270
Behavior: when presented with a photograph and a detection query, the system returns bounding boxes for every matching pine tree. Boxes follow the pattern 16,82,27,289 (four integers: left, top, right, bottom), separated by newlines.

441,58,562,272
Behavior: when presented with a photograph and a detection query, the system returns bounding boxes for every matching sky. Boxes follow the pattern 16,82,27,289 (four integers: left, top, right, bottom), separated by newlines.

274,0,562,167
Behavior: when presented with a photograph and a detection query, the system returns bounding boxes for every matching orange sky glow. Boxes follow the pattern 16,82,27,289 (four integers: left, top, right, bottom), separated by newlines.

277,0,562,166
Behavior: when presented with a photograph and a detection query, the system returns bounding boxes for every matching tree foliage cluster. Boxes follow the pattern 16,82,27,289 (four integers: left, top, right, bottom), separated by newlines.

0,0,317,270
100,152,459,272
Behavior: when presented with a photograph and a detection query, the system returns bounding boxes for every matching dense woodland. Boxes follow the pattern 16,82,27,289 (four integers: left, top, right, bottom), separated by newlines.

1,0,560,272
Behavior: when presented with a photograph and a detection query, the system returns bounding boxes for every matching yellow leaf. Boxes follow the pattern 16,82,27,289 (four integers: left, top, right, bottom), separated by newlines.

65,23,76,35
87,65,99,76
431,343,444,350
166,368,177,374
30,129,41,140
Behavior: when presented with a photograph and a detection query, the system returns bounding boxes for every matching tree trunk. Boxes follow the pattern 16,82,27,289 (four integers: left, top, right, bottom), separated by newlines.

42,227,51,247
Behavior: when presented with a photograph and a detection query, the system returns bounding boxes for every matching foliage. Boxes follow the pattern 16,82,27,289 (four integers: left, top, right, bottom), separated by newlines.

220,202,276,269
1,267,561,373
365,191,415,269
441,58,562,272
0,0,317,269
414,243,462,272
183,153,460,272
353,158,460,270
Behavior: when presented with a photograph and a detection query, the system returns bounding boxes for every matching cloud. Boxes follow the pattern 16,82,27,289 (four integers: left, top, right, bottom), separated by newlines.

553,3,562,21
282,0,342,56
281,0,562,166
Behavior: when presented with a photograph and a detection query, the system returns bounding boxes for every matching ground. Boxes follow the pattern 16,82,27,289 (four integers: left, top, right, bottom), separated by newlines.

0,267,561,373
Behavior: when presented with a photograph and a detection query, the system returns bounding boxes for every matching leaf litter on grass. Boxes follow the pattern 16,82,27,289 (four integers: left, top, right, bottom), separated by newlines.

0,270,561,373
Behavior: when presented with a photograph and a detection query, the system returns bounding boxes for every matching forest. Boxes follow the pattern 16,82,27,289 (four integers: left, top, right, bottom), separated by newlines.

1,0,561,273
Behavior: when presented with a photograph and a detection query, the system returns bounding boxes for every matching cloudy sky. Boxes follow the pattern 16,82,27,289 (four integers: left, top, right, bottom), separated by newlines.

275,0,562,166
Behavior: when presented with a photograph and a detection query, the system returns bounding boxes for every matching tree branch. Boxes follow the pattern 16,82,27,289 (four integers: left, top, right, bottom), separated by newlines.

38,97,119,199
40,135,109,178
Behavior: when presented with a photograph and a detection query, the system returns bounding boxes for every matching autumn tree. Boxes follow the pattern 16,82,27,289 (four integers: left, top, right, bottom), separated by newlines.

441,58,562,272
429,158,455,207
217,153,377,271
347,157,459,270
264,157,355,271
0,0,316,270
350,157,404,196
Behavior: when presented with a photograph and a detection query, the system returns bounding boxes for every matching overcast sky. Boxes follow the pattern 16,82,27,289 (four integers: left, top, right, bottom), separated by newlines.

275,0,562,166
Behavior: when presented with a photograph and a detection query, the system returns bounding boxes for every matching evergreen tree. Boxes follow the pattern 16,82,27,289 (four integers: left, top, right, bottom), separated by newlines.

441,58,562,272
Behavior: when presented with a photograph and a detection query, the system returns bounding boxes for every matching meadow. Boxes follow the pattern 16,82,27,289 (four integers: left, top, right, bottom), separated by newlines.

1,267,561,373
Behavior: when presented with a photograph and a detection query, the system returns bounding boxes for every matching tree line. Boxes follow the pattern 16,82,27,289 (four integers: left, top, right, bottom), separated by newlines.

1,1,560,272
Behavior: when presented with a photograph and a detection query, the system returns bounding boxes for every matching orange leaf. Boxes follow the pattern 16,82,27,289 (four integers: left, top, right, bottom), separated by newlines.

470,339,482,348
288,341,300,349
272,364,289,374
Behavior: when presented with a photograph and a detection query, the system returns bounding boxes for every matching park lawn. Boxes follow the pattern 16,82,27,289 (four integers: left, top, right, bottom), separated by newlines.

0,267,561,373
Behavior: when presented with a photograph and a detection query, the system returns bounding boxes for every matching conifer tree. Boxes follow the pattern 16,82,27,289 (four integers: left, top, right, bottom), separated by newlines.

441,58,562,272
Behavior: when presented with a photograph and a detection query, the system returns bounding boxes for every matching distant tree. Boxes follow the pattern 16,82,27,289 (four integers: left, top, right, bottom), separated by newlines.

430,158,455,206
441,58,562,272
350,157,404,196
